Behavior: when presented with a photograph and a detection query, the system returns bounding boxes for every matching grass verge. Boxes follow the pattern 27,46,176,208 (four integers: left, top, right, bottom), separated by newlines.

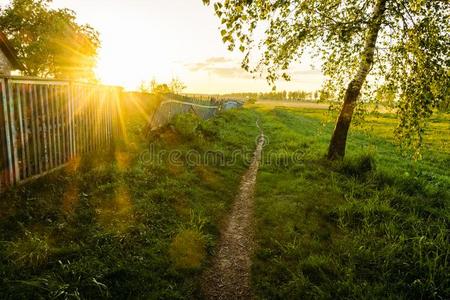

252,107,450,299
0,106,259,299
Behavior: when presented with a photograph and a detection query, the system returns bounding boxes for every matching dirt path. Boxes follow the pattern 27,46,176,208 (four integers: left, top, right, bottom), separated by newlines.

202,123,264,299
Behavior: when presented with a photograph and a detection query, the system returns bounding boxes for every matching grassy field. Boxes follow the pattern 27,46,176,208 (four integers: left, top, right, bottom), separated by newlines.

251,106,450,299
0,100,260,298
0,100,448,299
254,100,329,110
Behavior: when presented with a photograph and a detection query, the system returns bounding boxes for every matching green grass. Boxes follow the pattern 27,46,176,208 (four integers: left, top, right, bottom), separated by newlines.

0,104,260,299
252,107,450,299
1,101,448,299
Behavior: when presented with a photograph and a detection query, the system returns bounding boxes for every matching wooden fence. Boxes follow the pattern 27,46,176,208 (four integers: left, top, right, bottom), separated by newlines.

0,77,121,192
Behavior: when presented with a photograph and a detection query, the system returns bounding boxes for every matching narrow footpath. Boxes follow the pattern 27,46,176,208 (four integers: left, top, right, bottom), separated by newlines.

202,122,265,299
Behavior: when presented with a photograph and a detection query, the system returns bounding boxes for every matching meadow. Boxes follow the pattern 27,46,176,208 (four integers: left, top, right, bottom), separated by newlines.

0,99,448,299
251,104,449,299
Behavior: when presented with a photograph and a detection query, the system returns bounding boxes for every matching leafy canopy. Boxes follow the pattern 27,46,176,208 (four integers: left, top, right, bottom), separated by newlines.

0,0,100,80
203,0,449,154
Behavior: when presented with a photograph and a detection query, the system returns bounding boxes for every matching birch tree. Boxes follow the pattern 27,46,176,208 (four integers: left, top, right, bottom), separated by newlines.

203,0,449,159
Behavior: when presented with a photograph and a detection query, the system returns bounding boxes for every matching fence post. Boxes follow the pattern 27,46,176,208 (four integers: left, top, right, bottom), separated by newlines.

16,83,26,179
39,84,49,171
6,79,20,183
68,82,75,158
0,79,11,190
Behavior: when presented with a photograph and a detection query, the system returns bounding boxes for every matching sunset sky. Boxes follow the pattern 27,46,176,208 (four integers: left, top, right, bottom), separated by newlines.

2,0,325,93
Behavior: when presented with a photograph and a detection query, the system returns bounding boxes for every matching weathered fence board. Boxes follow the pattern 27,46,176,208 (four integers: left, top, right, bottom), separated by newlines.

0,77,121,192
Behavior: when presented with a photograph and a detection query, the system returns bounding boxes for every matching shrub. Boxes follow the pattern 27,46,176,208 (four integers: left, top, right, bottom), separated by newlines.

172,113,201,139
198,121,219,140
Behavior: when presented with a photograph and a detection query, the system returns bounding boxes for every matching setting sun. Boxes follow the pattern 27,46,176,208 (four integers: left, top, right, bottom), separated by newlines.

43,0,325,93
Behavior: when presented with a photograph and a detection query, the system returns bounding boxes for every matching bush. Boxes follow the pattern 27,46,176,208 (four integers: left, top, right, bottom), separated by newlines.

171,113,201,139
198,121,219,140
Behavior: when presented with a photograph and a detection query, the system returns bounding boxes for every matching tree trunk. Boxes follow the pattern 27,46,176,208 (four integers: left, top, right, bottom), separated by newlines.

327,0,388,160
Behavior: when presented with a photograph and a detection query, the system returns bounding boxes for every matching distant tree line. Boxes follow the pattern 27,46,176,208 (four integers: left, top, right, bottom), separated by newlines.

138,77,187,95
219,90,322,102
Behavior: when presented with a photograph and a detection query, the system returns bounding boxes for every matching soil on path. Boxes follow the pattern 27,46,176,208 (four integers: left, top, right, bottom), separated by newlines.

202,126,265,300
